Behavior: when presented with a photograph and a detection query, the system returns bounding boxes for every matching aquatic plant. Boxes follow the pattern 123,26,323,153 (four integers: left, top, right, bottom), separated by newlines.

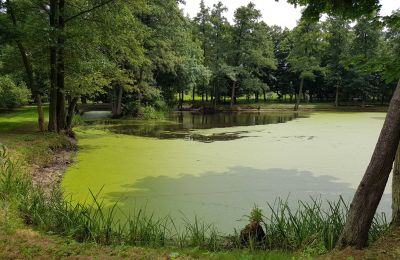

0,145,389,253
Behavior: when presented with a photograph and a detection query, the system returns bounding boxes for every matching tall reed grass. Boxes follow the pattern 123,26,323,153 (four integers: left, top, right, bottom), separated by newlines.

0,145,389,253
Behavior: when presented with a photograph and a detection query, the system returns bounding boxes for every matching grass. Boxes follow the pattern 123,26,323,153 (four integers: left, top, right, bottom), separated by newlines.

0,106,75,167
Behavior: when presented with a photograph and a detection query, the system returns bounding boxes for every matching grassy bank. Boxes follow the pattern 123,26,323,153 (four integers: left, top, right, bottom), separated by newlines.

0,107,392,259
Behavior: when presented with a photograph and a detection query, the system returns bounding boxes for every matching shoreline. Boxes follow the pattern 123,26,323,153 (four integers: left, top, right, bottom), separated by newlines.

176,104,389,113
30,137,77,194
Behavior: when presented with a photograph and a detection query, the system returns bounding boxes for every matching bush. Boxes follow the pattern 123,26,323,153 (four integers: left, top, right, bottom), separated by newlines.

0,76,30,109
122,101,141,117
122,101,164,120
138,105,160,120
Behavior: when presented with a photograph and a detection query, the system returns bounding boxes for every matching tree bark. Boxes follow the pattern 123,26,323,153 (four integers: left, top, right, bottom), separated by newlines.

36,94,45,132
335,85,339,108
230,81,236,108
48,0,59,132
294,77,304,111
392,144,400,226
66,96,78,132
338,79,400,249
56,0,66,131
263,89,267,102
116,85,123,116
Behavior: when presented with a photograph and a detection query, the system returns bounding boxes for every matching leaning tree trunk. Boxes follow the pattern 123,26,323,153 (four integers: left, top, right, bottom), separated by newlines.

48,0,59,132
338,79,400,249
6,0,45,132
294,77,304,111
392,143,400,226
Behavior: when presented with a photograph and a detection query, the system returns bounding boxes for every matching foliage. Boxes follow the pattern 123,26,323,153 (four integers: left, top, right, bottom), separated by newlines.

1,0,399,128
0,76,30,109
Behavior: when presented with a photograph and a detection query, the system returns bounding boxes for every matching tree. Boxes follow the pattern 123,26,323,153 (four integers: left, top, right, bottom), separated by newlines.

193,0,211,102
322,16,351,107
1,0,46,131
382,10,400,226
284,0,400,248
267,26,296,102
208,2,229,107
229,3,275,106
288,20,326,110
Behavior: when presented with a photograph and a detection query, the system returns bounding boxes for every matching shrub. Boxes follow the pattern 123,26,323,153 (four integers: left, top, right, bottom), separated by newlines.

122,101,164,120
0,76,30,109
122,101,141,117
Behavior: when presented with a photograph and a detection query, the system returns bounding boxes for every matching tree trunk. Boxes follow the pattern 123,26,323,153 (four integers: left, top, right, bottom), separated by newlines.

111,85,123,118
294,78,304,111
180,90,184,109
48,0,59,132
116,85,123,116
81,96,87,104
230,81,236,108
263,90,267,102
56,0,66,131
213,82,218,109
338,79,400,249
334,85,339,108
66,96,78,132
36,94,45,132
112,85,117,116
192,86,195,103
392,144,400,226
6,0,45,132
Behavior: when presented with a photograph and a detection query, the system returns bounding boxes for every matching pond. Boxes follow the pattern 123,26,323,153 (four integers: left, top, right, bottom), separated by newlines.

62,111,390,233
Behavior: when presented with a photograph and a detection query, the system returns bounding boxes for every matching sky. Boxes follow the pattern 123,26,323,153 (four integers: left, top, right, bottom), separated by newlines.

181,0,400,29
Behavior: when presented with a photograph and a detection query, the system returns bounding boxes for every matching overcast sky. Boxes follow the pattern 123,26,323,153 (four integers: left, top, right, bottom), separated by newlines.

181,0,400,29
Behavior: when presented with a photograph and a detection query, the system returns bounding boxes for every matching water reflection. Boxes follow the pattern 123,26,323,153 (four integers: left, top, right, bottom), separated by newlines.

85,112,307,142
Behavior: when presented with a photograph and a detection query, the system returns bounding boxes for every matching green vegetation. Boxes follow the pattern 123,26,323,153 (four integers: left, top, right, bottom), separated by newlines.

1,1,399,131
0,143,388,256
1,0,400,257
0,75,30,109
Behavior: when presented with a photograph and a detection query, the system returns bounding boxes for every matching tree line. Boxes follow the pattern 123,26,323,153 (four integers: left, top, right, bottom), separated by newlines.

1,1,399,131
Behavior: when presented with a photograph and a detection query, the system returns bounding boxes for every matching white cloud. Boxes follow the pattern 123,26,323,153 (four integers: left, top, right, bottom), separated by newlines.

181,0,400,29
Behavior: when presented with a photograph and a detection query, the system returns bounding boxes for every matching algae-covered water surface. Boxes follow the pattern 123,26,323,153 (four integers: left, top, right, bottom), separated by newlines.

62,111,389,232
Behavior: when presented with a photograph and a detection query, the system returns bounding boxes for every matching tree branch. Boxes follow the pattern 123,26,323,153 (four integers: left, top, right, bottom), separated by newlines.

64,0,117,24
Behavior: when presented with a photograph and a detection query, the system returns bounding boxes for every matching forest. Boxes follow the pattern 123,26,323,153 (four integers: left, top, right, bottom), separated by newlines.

1,0,399,130
1,0,400,259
